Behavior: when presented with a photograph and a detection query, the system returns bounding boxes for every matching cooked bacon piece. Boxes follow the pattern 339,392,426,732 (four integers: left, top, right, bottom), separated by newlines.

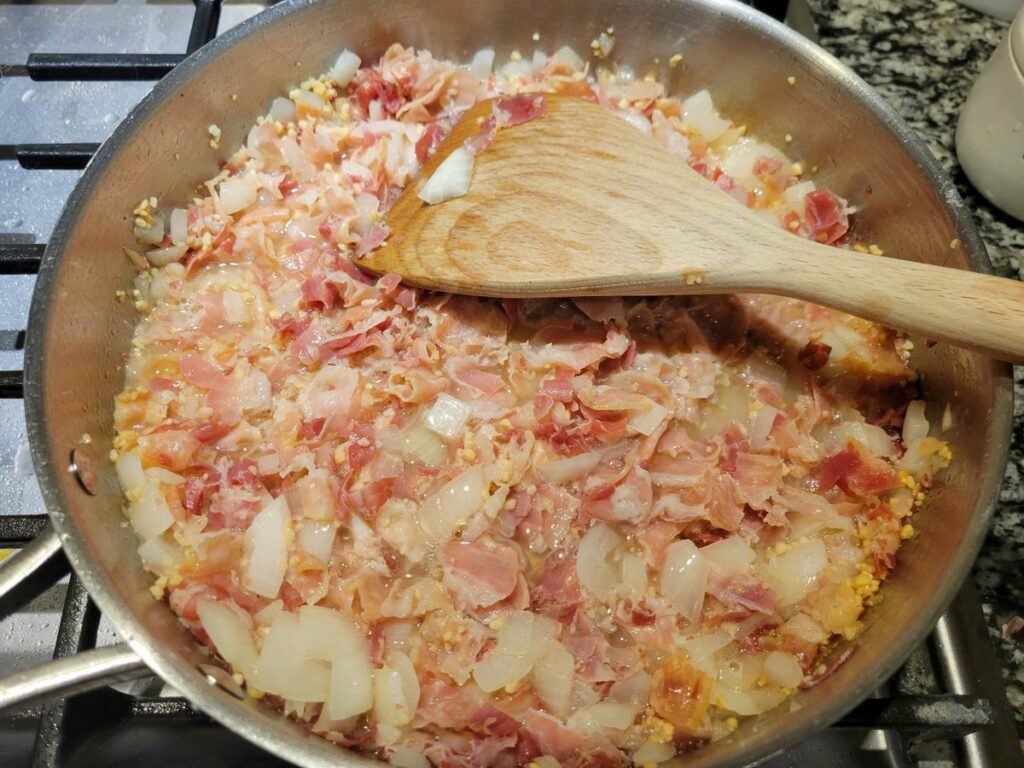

524,709,582,761
441,537,522,609
493,94,546,127
805,188,849,244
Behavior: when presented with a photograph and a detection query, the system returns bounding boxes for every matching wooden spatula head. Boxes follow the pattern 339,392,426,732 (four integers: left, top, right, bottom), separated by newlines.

358,94,752,297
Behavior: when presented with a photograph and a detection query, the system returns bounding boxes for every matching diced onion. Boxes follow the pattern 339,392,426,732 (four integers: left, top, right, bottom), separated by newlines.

661,539,709,622
531,640,575,716
386,422,448,468
585,701,636,730
296,521,335,563
134,213,165,245
169,208,188,245
424,393,472,441
251,611,330,702
127,483,175,539
766,538,827,608
620,552,648,599
144,467,184,485
715,684,788,716
902,400,929,446
681,89,731,141
824,421,894,457
147,244,187,267
222,289,249,324
763,651,804,688
292,89,327,117
138,534,182,569
243,496,291,598
537,450,601,484
418,147,474,205
330,49,361,87
197,599,258,679
700,537,755,575
417,465,486,542
468,48,496,80
783,612,828,644
269,96,297,124
253,599,283,626
552,45,585,71
473,611,557,692
373,651,420,726
576,523,624,602
116,451,145,492
633,740,675,765
326,624,374,720
218,179,258,215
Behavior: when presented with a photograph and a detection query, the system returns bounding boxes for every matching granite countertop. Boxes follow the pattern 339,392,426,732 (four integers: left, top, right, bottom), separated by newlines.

804,0,1024,735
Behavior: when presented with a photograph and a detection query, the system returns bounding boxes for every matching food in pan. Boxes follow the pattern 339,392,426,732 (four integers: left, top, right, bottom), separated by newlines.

113,44,952,766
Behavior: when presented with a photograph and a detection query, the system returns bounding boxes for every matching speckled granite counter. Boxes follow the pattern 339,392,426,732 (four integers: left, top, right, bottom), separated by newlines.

804,0,1024,735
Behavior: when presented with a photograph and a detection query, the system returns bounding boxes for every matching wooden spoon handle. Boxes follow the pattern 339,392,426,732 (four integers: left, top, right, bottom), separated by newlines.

708,246,1024,363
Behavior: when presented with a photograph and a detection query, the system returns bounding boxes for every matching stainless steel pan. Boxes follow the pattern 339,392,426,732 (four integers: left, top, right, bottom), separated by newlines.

0,0,1012,765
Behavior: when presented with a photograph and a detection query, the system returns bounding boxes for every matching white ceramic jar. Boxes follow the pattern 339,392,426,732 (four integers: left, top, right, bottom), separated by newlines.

956,6,1024,221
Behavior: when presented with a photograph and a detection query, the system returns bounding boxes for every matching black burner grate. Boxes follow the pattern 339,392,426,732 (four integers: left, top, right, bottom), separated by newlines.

0,0,1021,766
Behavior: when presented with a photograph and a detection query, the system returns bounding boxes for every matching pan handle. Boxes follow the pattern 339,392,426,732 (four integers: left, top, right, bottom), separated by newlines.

0,527,152,713
0,643,151,714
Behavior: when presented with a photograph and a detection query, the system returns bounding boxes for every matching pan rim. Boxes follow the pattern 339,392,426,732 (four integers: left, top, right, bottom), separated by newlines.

23,0,1013,765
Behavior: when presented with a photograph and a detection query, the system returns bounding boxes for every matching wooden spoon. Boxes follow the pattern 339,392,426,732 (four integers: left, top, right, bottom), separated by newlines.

359,94,1024,363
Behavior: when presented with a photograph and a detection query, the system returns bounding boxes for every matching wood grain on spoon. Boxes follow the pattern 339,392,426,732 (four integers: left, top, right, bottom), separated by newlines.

360,94,1024,363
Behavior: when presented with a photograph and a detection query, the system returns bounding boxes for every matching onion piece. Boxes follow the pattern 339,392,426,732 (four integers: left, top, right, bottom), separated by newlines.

469,48,496,80
763,651,804,688
715,684,788,716
783,612,828,644
530,639,575,716
824,421,894,457
269,96,297,124
144,467,184,486
147,244,187,267
127,482,174,539
296,521,335,563
576,522,624,602
552,45,585,71
765,538,827,608
620,552,648,599
169,208,188,245
902,400,929,446
633,740,675,765
330,49,361,87
243,496,291,599
138,534,182,569
681,89,731,141
416,465,486,542
537,450,601,484
424,393,472,441
584,701,636,730
660,539,709,622
116,451,146,492
472,611,557,692
373,651,420,726
251,611,330,702
134,213,165,245
700,536,755,576
253,599,283,627
418,147,474,204
218,179,258,215
327,631,374,720
197,599,258,680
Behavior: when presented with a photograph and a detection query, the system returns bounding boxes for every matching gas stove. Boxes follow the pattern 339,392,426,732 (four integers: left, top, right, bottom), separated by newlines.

0,1,1020,766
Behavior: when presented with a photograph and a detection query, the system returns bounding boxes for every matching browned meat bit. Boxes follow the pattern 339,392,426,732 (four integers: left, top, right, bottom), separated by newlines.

798,339,832,370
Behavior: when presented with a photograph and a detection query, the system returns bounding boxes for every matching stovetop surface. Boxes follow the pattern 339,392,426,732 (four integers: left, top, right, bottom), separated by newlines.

0,1,1020,767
